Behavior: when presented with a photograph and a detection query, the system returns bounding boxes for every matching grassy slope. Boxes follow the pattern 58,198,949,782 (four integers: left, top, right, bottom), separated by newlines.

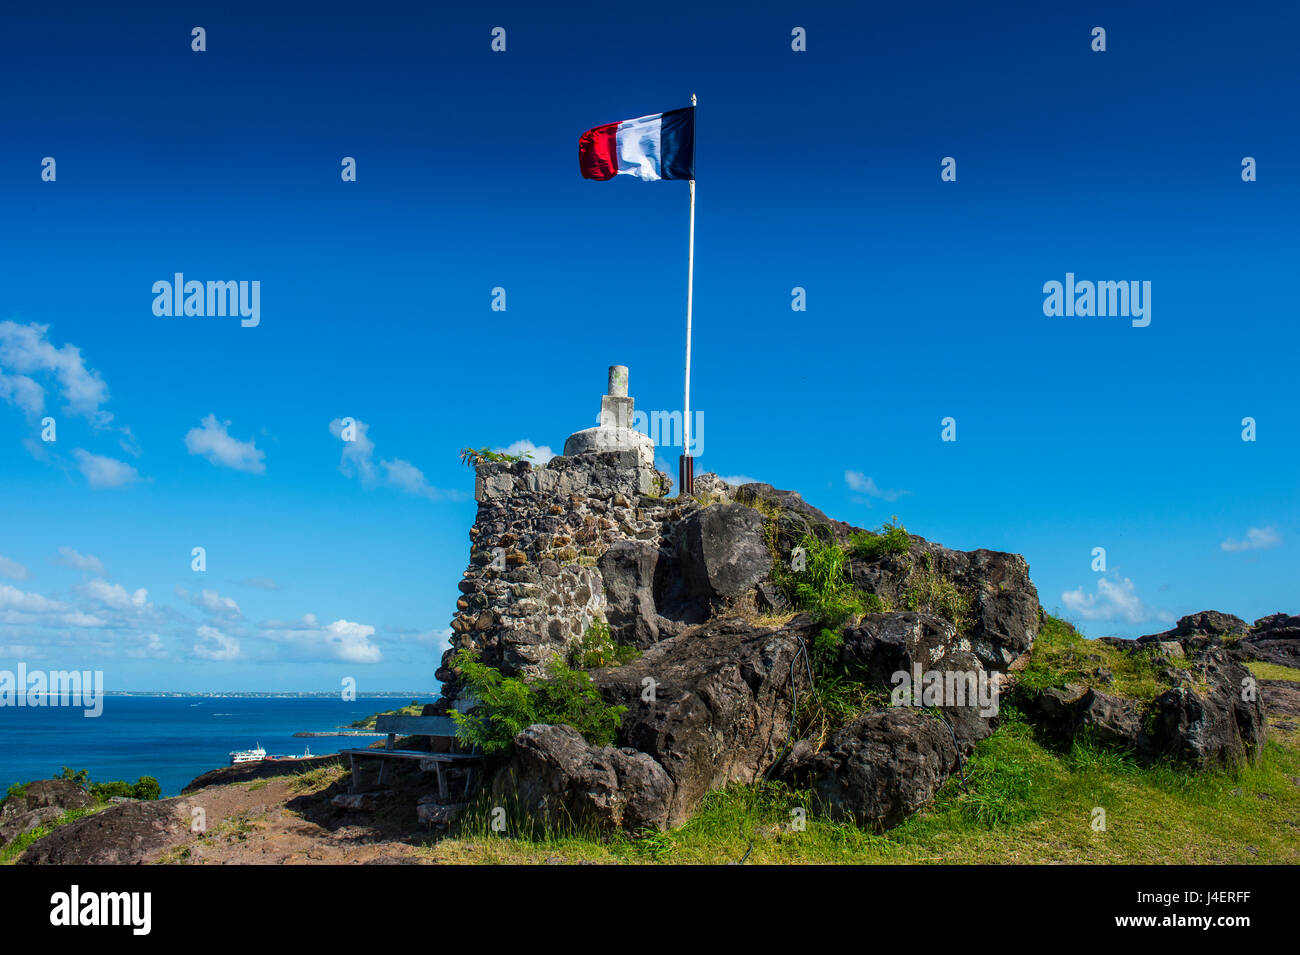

0,805,109,864
422,618,1300,865
14,625,1297,865
1246,660,1300,683
424,721,1299,865
348,701,425,729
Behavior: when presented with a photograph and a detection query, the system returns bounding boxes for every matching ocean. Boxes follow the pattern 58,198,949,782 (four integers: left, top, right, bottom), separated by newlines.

0,696,434,796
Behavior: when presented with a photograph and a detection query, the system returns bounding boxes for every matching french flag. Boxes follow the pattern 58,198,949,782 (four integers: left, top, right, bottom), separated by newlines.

578,107,695,182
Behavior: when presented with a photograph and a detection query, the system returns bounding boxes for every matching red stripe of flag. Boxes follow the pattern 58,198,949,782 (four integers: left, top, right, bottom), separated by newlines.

578,122,619,180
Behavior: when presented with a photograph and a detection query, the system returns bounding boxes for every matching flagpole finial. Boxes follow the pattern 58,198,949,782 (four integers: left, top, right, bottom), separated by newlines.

691,93,697,106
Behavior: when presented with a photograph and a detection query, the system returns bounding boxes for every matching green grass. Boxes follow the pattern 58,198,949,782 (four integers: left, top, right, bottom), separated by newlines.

349,701,425,729
1246,660,1300,683
568,619,641,669
848,519,911,561
785,533,863,624
430,608,1298,864
424,710,1300,864
901,561,972,633
0,806,105,865
1016,615,1171,701
285,761,347,794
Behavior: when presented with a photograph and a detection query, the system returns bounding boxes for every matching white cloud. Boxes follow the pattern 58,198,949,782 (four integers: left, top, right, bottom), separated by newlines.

329,417,377,482
324,619,383,663
117,425,142,458
845,471,907,502
0,372,45,416
0,571,168,662
194,625,241,661
260,612,382,663
329,417,463,501
495,439,555,466
717,474,760,487
399,626,453,650
241,576,281,591
84,577,149,611
1221,526,1281,553
0,321,111,424
175,585,241,618
1061,576,1158,624
126,633,167,660
0,555,29,580
184,414,265,474
0,582,67,614
56,547,105,575
72,449,140,488
0,584,107,631
62,611,107,628
380,457,443,499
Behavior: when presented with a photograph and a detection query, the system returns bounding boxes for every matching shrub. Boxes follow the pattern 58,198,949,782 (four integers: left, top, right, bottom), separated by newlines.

459,446,533,467
860,592,888,614
89,777,161,802
569,619,641,669
849,517,911,561
450,650,627,754
902,563,972,632
51,768,160,802
2,782,27,811
785,533,864,630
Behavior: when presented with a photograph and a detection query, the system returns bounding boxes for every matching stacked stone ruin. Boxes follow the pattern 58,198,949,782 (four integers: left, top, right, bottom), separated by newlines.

437,366,682,702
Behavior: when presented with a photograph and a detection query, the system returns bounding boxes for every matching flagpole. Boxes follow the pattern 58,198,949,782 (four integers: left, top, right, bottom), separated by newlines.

680,92,697,496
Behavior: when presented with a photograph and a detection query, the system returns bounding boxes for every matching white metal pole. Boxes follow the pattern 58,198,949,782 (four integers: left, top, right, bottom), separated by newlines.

684,93,696,463
684,178,695,458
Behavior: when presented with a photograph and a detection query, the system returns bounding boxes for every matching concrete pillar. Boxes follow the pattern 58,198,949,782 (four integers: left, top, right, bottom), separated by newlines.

608,365,629,398
601,365,633,430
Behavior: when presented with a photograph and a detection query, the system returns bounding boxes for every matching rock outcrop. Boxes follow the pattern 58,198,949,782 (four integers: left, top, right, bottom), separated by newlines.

1024,643,1266,769
17,799,189,865
434,368,1286,839
0,779,97,848
1238,613,1300,668
435,361,1047,834
775,708,964,829
496,724,675,832
1137,609,1300,670
592,616,816,827
848,544,1039,671
445,447,1038,832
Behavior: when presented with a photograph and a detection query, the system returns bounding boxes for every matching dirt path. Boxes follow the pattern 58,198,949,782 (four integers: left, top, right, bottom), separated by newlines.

159,774,433,864
20,761,442,865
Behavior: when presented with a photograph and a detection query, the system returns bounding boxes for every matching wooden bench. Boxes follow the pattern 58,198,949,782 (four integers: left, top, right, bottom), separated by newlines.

339,714,484,800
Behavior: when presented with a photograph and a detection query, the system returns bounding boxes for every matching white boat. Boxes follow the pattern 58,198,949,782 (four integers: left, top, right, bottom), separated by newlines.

229,744,267,765
270,746,312,761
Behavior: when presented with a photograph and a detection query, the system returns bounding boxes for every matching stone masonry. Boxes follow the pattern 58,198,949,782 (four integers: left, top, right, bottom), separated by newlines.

437,368,681,699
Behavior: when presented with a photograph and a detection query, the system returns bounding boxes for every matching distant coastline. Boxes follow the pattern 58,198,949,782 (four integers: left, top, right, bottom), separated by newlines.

2,695,435,796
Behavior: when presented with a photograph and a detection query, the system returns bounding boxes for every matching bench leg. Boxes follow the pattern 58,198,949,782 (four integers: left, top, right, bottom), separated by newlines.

436,762,448,802
377,759,386,787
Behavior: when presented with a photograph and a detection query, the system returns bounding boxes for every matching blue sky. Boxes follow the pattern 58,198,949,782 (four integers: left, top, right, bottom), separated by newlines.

1,1,1297,691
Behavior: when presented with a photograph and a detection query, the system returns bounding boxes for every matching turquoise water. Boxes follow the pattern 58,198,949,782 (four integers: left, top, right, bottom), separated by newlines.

0,696,433,796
